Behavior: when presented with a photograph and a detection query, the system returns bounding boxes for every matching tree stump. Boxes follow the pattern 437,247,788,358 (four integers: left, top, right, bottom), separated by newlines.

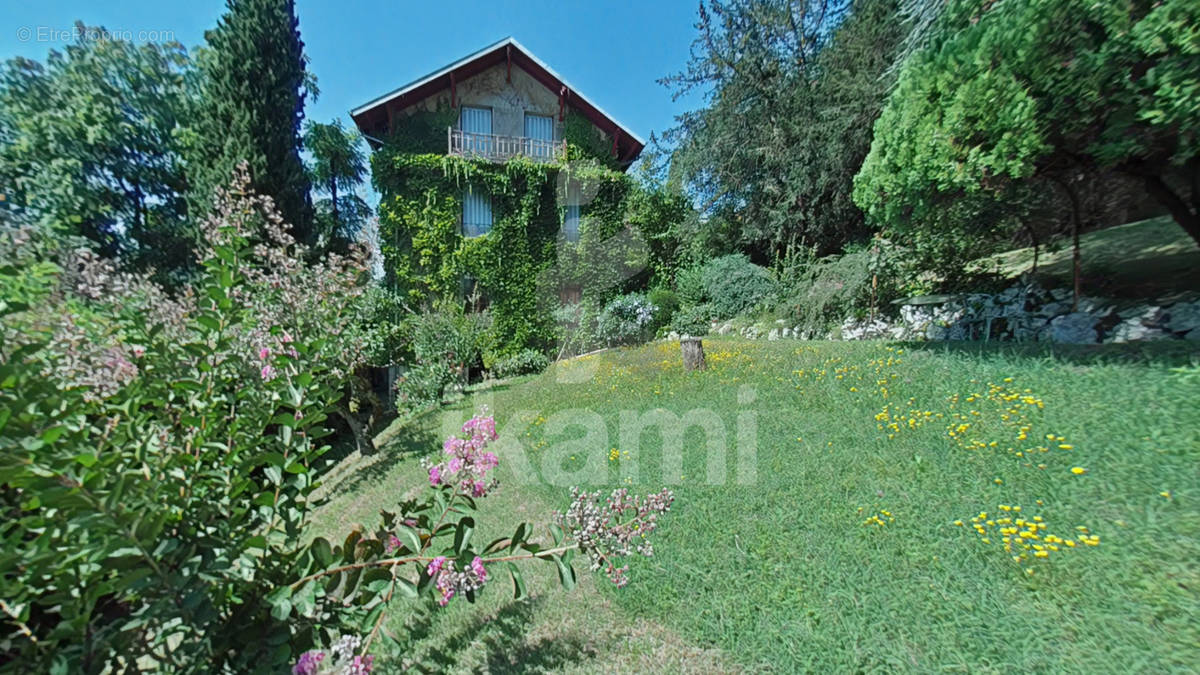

681,337,706,371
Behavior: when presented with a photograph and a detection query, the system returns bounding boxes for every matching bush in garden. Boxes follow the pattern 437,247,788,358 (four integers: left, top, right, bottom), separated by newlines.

489,348,550,379
646,287,681,333
698,254,777,319
595,293,659,346
774,239,912,334
0,168,677,671
393,359,458,413
675,263,707,306
0,167,368,671
394,307,488,414
551,302,599,357
670,303,714,336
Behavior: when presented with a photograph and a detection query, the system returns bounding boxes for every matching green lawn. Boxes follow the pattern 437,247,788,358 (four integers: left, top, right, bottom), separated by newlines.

972,216,1200,301
315,337,1200,672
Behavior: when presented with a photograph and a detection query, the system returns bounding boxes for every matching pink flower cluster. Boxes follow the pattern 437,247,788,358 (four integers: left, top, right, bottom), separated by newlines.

426,555,489,606
292,635,373,674
257,332,299,382
426,414,500,497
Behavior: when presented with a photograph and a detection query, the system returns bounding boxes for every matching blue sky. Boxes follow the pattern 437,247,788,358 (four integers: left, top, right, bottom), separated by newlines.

3,0,708,147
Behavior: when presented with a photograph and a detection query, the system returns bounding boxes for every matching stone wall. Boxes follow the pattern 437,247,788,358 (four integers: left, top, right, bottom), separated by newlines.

678,278,1200,344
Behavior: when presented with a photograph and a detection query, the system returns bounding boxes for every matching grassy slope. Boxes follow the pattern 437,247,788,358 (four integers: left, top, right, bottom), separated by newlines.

972,216,1200,301
316,338,1200,672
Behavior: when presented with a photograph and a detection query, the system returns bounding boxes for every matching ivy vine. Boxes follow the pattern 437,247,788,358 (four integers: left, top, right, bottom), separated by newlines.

373,151,656,360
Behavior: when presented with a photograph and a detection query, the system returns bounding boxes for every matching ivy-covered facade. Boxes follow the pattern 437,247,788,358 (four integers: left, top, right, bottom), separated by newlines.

351,38,659,360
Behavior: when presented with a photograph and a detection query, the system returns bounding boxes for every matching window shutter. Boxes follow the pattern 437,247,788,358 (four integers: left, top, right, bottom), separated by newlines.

462,187,493,237
524,114,555,160
564,182,581,243
460,107,492,156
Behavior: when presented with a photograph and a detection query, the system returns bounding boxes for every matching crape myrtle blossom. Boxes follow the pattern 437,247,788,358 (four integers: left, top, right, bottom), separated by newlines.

555,487,676,587
289,411,676,670
292,634,373,674
424,413,500,497
426,555,490,606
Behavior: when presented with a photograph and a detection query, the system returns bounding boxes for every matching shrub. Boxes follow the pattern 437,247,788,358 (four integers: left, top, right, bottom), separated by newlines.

0,169,677,671
0,167,368,670
551,302,592,357
647,288,681,332
675,263,706,305
700,254,777,319
776,240,909,334
395,307,488,414
394,359,457,412
490,348,550,378
595,293,659,346
670,303,714,336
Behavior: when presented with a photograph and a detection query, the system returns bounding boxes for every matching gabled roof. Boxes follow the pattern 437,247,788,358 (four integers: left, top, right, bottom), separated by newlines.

350,37,645,164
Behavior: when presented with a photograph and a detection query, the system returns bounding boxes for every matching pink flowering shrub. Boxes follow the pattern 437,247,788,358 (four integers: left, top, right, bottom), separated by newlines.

287,412,674,669
1,168,676,671
0,167,374,670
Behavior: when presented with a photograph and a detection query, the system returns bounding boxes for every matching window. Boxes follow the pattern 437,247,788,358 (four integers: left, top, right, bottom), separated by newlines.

563,182,581,243
460,106,492,155
560,284,582,305
523,113,555,160
462,187,492,237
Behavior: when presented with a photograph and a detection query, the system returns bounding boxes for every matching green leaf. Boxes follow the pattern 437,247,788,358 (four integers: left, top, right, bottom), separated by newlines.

508,522,530,553
266,586,293,620
453,517,475,554
41,426,66,444
395,576,418,598
394,525,421,554
505,562,526,599
293,584,316,618
311,537,334,567
554,556,576,592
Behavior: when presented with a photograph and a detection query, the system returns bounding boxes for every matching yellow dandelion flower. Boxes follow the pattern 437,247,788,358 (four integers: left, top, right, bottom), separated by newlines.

1071,467,1086,475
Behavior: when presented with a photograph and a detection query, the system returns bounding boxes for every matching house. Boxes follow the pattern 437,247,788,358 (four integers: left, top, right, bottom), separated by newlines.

351,37,644,168
350,38,650,359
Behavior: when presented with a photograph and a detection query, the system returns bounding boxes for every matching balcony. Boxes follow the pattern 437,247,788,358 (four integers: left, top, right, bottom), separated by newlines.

447,127,566,163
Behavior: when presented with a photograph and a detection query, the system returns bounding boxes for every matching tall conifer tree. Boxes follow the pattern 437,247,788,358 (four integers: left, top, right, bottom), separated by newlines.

190,0,313,241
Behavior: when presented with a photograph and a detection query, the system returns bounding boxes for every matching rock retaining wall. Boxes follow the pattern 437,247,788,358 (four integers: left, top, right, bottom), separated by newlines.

668,278,1200,344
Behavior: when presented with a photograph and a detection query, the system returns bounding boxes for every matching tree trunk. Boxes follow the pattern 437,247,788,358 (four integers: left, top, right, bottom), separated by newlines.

1072,217,1081,309
681,337,706,371
330,177,339,237
1051,176,1084,310
1141,173,1200,247
335,371,381,455
1023,221,1040,275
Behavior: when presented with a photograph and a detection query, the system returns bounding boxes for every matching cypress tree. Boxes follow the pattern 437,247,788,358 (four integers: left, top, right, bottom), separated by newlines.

190,0,313,241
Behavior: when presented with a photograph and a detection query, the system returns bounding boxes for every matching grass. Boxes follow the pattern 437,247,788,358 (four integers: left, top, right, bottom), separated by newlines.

315,337,1200,672
972,215,1200,302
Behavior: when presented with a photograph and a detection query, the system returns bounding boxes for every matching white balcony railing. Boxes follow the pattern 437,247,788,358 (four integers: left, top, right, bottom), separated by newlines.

447,127,566,163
